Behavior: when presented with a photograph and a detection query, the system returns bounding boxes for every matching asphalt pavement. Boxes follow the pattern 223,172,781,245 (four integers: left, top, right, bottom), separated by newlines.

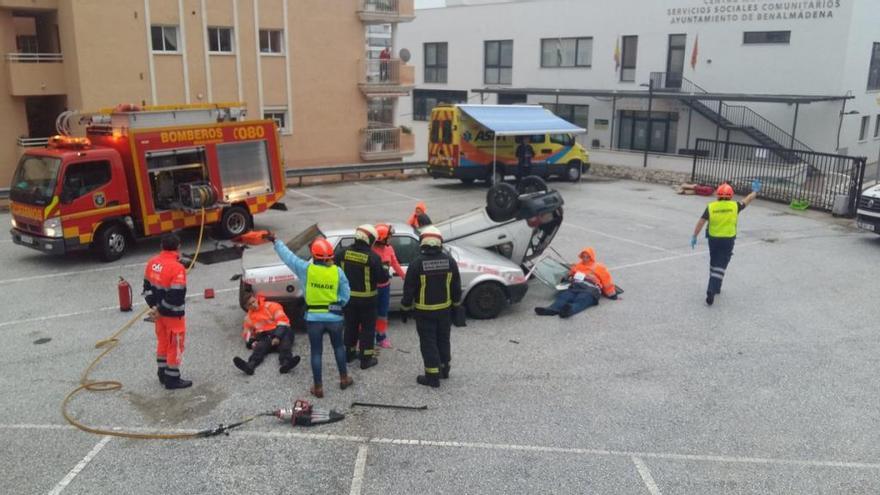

1,175,879,494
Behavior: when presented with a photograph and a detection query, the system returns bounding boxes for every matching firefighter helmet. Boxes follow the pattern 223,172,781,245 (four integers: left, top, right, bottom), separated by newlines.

355,224,378,245
375,223,394,244
419,226,443,248
310,238,334,261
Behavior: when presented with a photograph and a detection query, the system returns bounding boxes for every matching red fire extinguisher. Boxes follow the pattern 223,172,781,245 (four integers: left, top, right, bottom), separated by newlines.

118,277,133,312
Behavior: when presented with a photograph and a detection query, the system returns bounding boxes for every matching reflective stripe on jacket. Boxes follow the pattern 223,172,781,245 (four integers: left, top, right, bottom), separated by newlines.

305,263,340,313
143,250,187,317
400,247,462,316
335,242,385,299
707,200,738,238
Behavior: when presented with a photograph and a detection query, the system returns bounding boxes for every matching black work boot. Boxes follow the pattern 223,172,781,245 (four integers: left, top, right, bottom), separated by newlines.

417,373,440,388
360,351,378,370
164,370,193,390
157,368,167,385
279,355,301,374
534,307,558,316
706,291,715,306
440,363,451,379
233,357,255,375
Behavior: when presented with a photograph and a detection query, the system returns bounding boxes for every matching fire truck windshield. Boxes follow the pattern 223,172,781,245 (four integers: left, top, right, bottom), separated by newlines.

10,155,61,206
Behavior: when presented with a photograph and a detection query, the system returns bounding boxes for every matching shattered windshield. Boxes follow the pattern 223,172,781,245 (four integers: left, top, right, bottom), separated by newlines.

10,155,61,206
526,248,571,289
286,224,323,259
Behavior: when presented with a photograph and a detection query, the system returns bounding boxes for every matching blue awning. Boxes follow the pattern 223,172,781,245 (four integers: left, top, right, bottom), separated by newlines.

457,104,586,136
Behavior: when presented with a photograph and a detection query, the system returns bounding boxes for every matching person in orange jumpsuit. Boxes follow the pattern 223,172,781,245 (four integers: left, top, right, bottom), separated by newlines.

143,234,192,389
233,293,301,375
372,223,406,348
534,247,617,318
407,201,432,229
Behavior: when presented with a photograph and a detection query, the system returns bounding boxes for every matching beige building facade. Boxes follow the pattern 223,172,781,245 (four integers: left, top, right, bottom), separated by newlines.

0,0,414,186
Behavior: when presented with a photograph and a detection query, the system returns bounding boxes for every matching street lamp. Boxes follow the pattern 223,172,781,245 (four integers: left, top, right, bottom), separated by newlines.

639,79,654,168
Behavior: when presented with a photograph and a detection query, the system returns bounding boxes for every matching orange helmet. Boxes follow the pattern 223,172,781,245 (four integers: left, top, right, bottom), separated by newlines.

375,223,393,243
716,183,734,199
310,238,334,261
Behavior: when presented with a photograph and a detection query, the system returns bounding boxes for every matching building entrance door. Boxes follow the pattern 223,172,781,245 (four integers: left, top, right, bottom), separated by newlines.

665,34,686,89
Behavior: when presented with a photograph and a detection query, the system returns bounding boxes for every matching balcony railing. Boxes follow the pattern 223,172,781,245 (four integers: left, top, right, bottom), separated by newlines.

360,127,415,161
17,137,50,147
358,58,415,95
358,0,415,23
6,52,63,63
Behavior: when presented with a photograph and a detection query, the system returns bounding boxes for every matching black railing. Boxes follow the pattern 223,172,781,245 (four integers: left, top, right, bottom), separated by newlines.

691,138,865,215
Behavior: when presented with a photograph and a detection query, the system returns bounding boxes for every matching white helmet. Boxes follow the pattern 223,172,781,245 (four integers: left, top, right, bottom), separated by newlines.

419,225,443,248
355,224,378,245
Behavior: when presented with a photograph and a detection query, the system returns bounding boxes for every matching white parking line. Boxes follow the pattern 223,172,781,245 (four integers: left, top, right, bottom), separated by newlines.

610,240,765,271
349,444,369,495
47,435,111,495
0,262,144,286
564,222,677,254
354,181,421,201
286,188,345,209
4,423,879,471
0,287,236,329
632,456,663,495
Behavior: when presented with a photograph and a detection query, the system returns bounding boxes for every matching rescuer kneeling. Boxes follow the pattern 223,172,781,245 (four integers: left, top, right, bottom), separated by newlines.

233,293,302,375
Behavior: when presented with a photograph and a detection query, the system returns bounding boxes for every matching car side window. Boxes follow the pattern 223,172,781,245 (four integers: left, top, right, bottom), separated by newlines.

389,235,419,265
62,161,111,200
529,134,545,144
550,134,573,146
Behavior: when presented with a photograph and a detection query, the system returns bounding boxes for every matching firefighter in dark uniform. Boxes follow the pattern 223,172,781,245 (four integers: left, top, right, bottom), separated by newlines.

691,180,760,306
400,226,464,388
336,224,388,369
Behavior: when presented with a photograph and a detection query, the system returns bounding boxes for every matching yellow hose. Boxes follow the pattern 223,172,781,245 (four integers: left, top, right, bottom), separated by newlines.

59,208,251,440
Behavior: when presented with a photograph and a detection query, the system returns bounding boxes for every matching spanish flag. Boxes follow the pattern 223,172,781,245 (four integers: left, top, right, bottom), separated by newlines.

690,35,699,70
613,37,621,71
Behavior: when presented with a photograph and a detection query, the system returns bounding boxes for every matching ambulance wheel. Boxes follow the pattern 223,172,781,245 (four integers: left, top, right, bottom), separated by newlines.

466,282,506,320
566,161,583,182
95,223,127,262
517,175,548,194
486,183,519,222
218,206,252,239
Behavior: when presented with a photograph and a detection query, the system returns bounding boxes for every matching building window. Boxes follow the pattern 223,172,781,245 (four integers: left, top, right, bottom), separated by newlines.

259,29,283,54
484,40,513,85
208,27,233,53
413,89,467,121
743,31,791,44
620,35,637,82
368,98,394,125
540,37,592,68
16,35,39,54
151,25,179,53
859,115,870,141
867,43,880,91
617,110,678,153
875,115,880,138
264,108,289,133
542,103,589,129
424,42,448,83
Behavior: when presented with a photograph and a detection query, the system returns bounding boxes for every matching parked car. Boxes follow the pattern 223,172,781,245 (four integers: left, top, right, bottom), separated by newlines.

240,222,529,320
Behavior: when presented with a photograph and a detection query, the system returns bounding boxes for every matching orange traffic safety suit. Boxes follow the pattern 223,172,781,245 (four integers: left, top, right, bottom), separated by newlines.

407,201,432,229
143,250,187,384
239,294,298,372
568,247,616,298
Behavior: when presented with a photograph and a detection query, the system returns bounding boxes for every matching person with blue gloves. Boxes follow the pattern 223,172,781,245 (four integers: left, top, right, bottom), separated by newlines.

266,232,352,398
691,180,760,306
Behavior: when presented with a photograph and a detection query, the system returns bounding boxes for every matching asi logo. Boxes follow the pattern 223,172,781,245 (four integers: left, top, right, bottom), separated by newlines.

462,131,473,142
93,192,106,207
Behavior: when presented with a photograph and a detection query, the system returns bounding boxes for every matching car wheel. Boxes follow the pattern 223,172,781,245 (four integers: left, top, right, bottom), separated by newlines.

94,223,128,262
566,161,582,182
465,282,506,319
517,175,548,194
486,182,519,222
218,206,252,239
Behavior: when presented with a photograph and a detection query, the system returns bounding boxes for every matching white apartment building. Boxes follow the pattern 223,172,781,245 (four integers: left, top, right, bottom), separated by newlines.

398,0,880,167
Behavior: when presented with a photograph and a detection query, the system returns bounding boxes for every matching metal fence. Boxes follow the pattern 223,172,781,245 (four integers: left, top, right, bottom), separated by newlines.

691,139,866,215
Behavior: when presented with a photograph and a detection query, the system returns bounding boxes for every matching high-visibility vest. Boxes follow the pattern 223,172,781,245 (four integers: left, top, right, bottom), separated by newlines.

707,200,738,238
305,263,339,313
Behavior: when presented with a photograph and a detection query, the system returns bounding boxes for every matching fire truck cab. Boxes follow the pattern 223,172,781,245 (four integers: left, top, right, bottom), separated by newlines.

9,104,285,261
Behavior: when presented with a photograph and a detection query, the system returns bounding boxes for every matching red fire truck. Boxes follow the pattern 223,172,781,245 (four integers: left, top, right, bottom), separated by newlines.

9,103,285,261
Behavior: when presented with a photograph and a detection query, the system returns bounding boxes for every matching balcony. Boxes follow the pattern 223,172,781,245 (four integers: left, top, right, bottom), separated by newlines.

357,0,415,24
360,126,415,161
17,136,50,148
5,53,66,96
0,0,57,10
358,58,414,97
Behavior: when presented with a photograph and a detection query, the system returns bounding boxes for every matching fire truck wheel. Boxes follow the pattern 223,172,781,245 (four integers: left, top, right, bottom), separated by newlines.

95,223,128,262
218,206,252,239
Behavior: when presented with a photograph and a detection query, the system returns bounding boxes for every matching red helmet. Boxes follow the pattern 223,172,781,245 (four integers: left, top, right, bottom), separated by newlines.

375,223,393,243
310,238,334,261
716,183,734,199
